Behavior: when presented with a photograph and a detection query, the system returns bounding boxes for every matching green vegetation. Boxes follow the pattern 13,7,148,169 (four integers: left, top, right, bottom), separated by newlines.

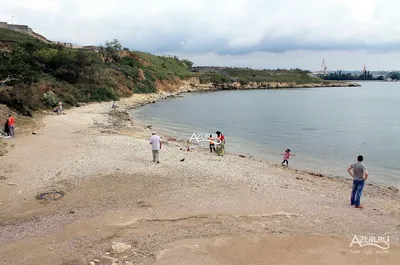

0,29,193,114
320,70,384,81
0,28,44,44
134,52,195,80
198,68,323,85
387,72,400,80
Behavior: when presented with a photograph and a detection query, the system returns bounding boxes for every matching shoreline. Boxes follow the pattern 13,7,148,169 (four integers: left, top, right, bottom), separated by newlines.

126,89,398,191
1,85,400,265
118,80,361,111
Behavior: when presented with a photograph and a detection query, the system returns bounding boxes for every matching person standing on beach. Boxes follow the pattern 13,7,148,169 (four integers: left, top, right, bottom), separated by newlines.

208,134,216,153
281,149,295,167
150,132,162,163
8,114,15,137
348,155,368,209
216,131,225,156
58,101,63,115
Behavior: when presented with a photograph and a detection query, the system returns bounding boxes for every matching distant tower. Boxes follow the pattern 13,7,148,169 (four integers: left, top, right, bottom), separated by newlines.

321,59,327,74
362,65,367,73
362,65,368,80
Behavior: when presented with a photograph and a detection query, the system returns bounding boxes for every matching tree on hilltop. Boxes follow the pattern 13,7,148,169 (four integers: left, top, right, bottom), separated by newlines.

182,59,193,68
99,39,122,63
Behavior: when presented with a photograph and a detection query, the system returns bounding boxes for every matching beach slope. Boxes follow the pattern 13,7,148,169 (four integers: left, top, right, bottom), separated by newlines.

0,95,399,265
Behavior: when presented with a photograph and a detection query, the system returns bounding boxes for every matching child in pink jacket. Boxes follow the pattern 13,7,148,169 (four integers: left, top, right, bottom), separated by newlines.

281,149,295,167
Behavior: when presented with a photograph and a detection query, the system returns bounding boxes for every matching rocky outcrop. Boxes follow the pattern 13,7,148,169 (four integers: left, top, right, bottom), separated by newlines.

212,81,360,90
138,68,145,80
157,78,360,95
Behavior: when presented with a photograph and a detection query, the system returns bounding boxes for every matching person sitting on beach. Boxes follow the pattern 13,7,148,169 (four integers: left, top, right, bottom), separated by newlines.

348,155,368,209
281,149,295,167
208,134,216,153
53,106,59,113
216,131,225,156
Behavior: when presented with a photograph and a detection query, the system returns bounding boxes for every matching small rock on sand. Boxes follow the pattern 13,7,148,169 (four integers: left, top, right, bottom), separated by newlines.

126,262,134,265
239,155,246,158
102,256,119,263
89,262,95,265
112,242,132,253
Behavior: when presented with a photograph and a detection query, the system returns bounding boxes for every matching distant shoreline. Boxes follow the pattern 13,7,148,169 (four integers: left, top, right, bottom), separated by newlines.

324,80,398,83
207,81,360,90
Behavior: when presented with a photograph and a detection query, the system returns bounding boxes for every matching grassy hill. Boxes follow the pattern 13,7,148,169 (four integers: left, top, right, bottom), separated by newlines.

0,28,325,115
0,29,194,115
196,67,324,85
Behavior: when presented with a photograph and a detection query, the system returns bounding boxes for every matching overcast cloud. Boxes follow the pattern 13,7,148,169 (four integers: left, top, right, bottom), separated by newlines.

1,0,399,70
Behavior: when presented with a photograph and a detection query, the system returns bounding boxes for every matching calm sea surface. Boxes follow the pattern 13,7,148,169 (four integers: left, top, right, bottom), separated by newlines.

131,82,400,187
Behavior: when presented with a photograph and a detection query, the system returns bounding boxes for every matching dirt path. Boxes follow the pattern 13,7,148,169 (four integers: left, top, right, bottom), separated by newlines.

0,96,399,265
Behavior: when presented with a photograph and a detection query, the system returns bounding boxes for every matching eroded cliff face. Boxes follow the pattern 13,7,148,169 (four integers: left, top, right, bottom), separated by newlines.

155,78,360,94
155,77,212,92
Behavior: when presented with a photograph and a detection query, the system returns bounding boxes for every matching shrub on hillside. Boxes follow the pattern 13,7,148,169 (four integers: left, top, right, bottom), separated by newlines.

43,91,58,107
90,86,119,102
120,57,141,68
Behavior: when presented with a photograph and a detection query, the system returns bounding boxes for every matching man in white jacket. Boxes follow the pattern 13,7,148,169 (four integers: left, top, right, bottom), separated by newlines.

149,132,162,163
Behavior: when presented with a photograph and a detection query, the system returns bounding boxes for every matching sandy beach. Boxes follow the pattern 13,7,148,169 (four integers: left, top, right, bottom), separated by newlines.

0,90,399,265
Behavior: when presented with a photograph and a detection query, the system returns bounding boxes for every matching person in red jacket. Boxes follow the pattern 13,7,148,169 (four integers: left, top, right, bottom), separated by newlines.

8,114,15,137
216,131,225,156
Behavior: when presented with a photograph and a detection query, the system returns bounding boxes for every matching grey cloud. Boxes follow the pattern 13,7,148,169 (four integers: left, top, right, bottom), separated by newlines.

1,0,400,69
122,32,400,55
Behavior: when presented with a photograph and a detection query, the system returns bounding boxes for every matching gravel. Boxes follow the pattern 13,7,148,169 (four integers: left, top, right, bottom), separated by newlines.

0,93,399,265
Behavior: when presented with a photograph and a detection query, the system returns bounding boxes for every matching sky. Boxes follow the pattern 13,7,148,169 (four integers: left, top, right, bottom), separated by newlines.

1,0,400,70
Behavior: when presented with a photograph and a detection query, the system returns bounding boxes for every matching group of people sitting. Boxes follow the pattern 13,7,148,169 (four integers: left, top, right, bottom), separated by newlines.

52,101,63,115
208,131,225,156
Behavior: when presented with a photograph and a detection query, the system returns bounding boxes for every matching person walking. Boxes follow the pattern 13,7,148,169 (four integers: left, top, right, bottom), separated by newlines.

281,149,295,167
8,114,15,137
149,132,162,163
348,155,369,209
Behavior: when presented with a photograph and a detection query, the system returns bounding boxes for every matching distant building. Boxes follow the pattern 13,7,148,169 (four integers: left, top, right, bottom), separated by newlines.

1,21,96,51
83,45,100,52
0,22,29,33
0,21,52,43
